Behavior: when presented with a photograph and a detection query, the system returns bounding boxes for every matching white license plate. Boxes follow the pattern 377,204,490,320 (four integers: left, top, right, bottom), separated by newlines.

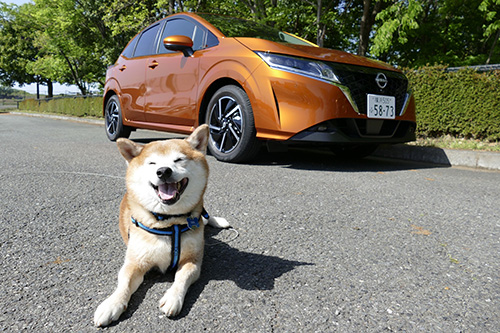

367,94,396,119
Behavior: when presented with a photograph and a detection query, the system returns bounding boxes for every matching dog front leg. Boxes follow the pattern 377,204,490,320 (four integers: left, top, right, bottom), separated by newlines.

159,260,201,317
94,259,147,327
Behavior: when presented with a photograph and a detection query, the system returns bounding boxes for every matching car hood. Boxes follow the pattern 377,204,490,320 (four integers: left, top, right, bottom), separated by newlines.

235,37,398,72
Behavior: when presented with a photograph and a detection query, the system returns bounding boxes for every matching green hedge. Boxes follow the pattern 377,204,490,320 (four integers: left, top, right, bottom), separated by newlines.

406,66,500,141
18,96,103,118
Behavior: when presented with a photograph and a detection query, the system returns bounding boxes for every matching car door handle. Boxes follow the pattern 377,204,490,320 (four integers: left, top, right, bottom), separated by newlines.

148,61,159,69
118,65,126,72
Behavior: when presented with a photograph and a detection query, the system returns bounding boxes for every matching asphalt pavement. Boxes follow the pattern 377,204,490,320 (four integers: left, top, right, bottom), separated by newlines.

1,113,499,332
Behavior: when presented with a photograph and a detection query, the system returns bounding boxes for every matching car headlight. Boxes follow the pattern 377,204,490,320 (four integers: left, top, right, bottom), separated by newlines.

256,51,340,84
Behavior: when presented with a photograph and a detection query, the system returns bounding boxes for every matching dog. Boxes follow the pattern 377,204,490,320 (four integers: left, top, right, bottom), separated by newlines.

94,124,229,327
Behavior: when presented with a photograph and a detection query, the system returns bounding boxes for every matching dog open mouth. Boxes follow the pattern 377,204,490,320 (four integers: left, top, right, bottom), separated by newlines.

151,178,189,205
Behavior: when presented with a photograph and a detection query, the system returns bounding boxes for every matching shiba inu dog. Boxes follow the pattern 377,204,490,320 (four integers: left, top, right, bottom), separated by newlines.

94,124,229,327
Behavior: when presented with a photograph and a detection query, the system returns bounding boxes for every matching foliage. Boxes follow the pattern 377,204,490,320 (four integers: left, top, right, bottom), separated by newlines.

26,0,118,94
0,85,18,98
0,3,39,86
406,66,500,141
480,0,500,63
370,0,422,58
371,0,500,66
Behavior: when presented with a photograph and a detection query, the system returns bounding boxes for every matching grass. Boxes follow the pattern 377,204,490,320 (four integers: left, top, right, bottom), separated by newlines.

409,135,500,152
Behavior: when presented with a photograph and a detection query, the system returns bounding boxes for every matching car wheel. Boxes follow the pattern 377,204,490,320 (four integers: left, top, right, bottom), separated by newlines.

206,85,260,162
104,95,131,141
330,144,378,159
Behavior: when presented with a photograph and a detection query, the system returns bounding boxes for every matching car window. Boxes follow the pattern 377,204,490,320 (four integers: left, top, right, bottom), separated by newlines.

134,23,161,57
205,31,218,48
158,18,204,54
121,34,139,58
192,25,204,50
198,13,314,46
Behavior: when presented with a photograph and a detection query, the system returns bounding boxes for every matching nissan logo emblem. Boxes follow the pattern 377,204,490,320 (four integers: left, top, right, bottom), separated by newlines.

375,73,388,89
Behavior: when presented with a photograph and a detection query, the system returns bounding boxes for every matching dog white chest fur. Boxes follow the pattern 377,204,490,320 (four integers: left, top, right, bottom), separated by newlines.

94,125,228,327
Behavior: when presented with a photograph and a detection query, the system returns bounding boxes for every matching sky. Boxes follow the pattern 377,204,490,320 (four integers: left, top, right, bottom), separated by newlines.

7,0,29,4
6,0,84,95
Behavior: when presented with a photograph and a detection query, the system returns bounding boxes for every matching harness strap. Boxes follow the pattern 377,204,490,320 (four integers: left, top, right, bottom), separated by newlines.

130,208,209,271
131,217,190,235
170,225,181,271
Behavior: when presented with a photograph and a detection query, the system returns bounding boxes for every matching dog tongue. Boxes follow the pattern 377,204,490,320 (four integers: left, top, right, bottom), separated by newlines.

158,183,177,201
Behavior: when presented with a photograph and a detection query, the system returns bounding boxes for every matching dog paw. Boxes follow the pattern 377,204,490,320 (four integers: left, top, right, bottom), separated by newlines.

94,297,127,327
159,291,183,317
204,216,231,229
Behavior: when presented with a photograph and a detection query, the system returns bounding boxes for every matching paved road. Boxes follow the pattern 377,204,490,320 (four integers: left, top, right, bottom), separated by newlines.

1,113,499,332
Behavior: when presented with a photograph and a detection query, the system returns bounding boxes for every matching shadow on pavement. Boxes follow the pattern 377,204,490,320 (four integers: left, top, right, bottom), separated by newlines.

250,147,448,172
117,226,312,323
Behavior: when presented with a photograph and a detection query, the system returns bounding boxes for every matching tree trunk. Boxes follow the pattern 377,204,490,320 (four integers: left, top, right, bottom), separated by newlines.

316,0,323,47
169,0,175,15
47,80,53,98
358,0,383,56
36,79,40,100
486,28,500,65
358,0,371,56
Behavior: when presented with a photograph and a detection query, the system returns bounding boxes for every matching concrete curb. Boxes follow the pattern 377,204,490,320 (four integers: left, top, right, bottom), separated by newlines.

374,144,500,171
8,111,500,171
8,111,104,125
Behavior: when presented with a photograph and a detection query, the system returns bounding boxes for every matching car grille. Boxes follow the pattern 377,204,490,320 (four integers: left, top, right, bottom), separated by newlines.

328,62,409,116
334,119,415,139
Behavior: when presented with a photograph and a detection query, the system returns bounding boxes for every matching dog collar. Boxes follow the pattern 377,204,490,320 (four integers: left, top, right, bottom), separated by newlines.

130,208,210,271
151,207,209,226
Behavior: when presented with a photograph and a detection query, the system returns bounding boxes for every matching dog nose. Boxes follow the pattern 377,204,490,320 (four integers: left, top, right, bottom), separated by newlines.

156,167,172,181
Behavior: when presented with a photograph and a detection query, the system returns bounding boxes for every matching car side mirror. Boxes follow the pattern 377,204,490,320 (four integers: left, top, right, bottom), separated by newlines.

163,35,194,57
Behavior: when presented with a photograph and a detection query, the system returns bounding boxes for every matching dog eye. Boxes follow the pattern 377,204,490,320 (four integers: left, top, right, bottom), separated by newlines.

148,161,156,165
174,157,184,163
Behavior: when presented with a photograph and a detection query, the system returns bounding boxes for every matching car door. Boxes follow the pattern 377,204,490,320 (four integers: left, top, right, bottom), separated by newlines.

144,18,203,127
115,23,161,122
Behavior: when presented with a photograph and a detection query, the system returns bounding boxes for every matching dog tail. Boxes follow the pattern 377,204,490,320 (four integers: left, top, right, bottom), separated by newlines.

202,208,230,228
202,215,231,229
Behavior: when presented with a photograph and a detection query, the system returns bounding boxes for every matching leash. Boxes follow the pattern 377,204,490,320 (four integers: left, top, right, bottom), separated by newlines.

131,208,209,271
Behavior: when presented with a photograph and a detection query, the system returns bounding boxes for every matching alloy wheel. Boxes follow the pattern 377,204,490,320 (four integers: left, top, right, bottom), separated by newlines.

105,99,119,137
208,96,243,154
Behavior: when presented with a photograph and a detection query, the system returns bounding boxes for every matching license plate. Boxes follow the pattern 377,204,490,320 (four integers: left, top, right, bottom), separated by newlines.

367,94,396,119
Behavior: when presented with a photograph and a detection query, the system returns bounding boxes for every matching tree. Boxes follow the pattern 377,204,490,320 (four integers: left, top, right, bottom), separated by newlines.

480,0,500,64
27,0,118,95
0,2,49,97
370,0,500,67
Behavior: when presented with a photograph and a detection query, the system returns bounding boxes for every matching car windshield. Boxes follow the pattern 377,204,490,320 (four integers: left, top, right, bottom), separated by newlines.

197,13,314,46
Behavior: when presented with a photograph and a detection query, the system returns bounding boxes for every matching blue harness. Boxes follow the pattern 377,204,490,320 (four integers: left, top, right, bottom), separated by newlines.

131,208,209,271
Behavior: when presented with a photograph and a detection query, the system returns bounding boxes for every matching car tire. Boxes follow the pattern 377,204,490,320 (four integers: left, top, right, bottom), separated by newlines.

205,85,260,162
330,144,378,159
104,95,131,141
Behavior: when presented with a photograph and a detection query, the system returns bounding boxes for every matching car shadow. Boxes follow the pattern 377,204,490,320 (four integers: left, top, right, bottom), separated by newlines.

131,136,187,144
117,226,312,323
249,147,448,172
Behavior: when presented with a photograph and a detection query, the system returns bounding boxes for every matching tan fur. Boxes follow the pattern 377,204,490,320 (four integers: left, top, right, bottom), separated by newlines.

94,125,227,327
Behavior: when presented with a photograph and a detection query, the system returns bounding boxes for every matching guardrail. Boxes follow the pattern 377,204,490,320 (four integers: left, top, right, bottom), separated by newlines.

28,94,101,105
445,64,500,72
0,98,21,106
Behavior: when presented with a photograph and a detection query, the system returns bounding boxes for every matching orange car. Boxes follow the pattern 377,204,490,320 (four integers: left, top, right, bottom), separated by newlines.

104,12,416,162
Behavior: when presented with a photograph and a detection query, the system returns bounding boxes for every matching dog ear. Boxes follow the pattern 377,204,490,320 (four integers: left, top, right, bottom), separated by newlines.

186,124,209,154
116,138,144,163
